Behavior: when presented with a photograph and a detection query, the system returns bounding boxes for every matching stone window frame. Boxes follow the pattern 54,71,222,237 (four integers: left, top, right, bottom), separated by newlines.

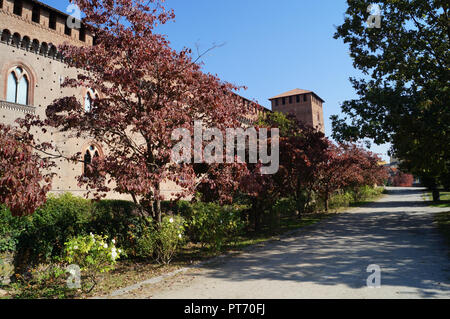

2,60,36,106
82,88,99,113
81,141,104,178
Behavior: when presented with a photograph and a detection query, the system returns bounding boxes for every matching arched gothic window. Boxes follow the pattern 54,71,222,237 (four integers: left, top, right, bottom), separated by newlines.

6,67,29,105
84,91,93,112
83,144,101,177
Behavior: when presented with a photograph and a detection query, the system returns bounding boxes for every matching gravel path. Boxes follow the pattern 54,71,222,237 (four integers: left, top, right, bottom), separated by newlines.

116,187,450,299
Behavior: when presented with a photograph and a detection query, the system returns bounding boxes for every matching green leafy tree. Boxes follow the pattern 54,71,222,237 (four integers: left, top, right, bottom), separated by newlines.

331,0,449,200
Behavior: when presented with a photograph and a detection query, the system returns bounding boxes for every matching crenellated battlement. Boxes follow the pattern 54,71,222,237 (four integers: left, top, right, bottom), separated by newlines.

0,0,93,48
0,28,65,61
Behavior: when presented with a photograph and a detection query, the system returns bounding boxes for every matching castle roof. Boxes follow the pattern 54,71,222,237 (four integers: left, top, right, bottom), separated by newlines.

269,88,325,103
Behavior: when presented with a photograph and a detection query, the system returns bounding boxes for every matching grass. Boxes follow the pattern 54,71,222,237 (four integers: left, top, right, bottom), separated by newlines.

4,187,385,299
424,191,450,208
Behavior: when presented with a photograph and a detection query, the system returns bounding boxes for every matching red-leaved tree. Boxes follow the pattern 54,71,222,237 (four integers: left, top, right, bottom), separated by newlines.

0,123,55,216
313,143,386,212
392,171,414,187
33,0,245,223
277,122,329,216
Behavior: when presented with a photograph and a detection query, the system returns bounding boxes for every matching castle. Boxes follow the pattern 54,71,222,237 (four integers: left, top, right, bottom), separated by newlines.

0,0,325,200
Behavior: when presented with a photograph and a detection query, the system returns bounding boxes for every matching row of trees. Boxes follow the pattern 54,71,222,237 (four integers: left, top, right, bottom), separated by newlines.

238,113,387,230
1,0,387,225
331,0,449,200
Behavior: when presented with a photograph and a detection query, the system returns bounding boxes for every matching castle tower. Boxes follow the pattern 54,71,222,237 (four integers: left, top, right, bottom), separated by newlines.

269,89,325,133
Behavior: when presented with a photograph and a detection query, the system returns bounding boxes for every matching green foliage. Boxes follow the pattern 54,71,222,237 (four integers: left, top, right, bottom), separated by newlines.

161,200,194,217
64,233,122,274
185,203,245,251
314,186,384,211
136,216,185,264
11,264,76,299
332,0,449,191
135,225,156,260
15,193,92,264
0,205,30,253
352,185,384,202
328,191,354,210
3,194,146,264
273,197,297,213
89,199,146,257
256,111,297,137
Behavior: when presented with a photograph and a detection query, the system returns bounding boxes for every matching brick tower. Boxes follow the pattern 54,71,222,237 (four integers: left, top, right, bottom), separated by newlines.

269,89,325,133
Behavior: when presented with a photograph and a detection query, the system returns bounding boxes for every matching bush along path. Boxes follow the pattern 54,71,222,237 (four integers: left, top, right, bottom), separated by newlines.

0,186,384,299
108,187,450,299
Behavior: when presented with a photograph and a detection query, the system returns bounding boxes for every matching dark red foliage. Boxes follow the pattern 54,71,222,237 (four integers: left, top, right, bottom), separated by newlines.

0,123,55,216
392,171,414,187
25,0,246,221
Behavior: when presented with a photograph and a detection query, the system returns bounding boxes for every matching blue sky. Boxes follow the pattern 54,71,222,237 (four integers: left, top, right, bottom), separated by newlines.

43,0,390,161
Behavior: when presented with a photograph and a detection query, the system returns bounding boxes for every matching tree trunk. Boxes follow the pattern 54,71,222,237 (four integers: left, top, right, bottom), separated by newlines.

254,207,260,232
325,193,329,212
296,197,303,219
432,189,440,202
154,183,162,225
155,199,162,224
252,199,260,232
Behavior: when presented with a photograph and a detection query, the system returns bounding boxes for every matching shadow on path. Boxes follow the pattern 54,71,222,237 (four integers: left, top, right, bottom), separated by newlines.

194,187,450,298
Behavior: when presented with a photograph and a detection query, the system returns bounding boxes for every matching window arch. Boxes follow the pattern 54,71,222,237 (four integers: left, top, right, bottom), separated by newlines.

84,91,93,112
39,42,48,56
31,39,40,53
12,33,21,47
84,89,98,112
83,144,102,177
1,29,11,43
6,67,29,105
21,36,30,50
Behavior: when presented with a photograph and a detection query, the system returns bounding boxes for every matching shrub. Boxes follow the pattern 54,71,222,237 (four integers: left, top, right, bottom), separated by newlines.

392,172,414,187
15,193,92,265
186,203,245,251
161,200,193,217
352,185,384,202
63,233,122,291
136,215,185,264
135,224,156,260
89,200,147,257
328,191,354,210
11,264,76,299
0,205,30,254
272,197,297,216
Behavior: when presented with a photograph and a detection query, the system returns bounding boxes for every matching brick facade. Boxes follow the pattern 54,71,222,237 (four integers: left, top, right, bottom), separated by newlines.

1,1,323,203
270,88,325,133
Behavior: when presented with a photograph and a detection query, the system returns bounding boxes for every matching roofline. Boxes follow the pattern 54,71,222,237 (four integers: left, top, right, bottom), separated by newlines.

29,0,83,24
233,92,271,112
269,91,325,103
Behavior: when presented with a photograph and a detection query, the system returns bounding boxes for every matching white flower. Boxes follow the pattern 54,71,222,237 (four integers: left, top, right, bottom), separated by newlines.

169,218,174,223
90,232,94,238
112,239,116,244
111,251,118,260
178,234,182,239
111,247,118,260
103,243,108,249
118,249,122,253
73,245,79,250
